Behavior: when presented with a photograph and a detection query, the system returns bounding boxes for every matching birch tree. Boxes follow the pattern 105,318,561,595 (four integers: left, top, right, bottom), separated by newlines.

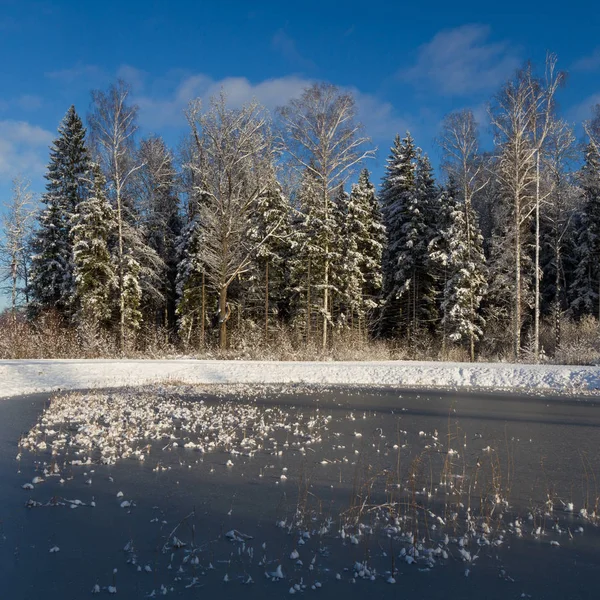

184,94,278,350
88,80,163,351
540,119,577,349
0,177,35,317
489,66,538,360
277,83,375,350
526,54,565,361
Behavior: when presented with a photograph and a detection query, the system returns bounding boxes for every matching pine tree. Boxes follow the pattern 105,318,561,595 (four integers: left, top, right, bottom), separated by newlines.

70,164,116,327
570,144,600,319
30,106,91,318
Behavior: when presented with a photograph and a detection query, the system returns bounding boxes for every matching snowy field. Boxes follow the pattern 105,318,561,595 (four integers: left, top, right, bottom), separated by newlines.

1,358,600,398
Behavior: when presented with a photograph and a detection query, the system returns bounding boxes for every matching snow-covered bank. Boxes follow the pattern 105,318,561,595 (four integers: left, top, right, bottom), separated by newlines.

1,358,600,398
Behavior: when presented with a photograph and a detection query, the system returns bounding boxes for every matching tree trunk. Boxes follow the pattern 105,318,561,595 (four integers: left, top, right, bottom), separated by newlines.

514,187,521,361
465,189,475,363
117,193,125,355
306,256,311,344
11,258,17,321
219,286,228,350
200,271,205,350
534,151,541,363
554,242,561,351
264,260,269,343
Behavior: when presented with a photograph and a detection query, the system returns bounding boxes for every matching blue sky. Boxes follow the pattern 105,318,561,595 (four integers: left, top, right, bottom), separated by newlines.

1,0,599,202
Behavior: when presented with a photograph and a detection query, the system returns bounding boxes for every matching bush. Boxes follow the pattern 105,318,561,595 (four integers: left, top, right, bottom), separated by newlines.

552,315,600,365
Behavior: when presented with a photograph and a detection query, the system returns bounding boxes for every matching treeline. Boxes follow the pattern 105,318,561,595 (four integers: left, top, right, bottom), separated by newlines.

2,54,600,362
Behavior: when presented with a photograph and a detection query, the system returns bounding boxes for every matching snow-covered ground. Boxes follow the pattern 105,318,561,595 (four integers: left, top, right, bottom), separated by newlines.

1,358,600,398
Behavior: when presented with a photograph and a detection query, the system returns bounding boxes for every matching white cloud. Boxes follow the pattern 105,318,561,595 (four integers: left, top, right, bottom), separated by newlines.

0,94,43,113
135,73,315,130
45,63,104,83
0,120,53,181
400,24,521,96
116,64,148,92
271,29,315,69
568,93,600,125
350,88,410,143
572,48,600,72
133,72,411,145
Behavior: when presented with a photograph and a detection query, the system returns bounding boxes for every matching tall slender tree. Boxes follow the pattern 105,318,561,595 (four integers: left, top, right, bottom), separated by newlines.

438,110,488,359
88,80,163,350
379,133,418,337
0,177,35,317
570,136,600,319
137,136,182,330
278,83,374,349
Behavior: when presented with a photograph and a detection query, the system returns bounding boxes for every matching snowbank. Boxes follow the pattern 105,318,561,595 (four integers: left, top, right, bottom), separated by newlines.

1,358,600,398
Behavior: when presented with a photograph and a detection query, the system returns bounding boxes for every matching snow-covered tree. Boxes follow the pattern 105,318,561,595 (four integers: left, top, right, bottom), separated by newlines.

29,106,91,318
247,178,293,340
489,57,564,360
184,94,277,350
438,109,489,359
539,119,578,348
379,135,438,339
349,169,385,320
89,80,163,349
278,83,375,349
431,186,487,359
330,183,361,329
379,133,418,337
137,136,182,330
175,215,206,347
489,69,537,359
287,165,323,341
0,177,35,316
70,164,116,327
332,169,386,336
570,140,600,319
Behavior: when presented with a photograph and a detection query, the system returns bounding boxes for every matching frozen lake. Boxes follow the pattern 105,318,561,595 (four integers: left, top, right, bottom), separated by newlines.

1,386,600,599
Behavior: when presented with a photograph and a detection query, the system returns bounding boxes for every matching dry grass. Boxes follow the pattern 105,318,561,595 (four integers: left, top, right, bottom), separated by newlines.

3,309,600,364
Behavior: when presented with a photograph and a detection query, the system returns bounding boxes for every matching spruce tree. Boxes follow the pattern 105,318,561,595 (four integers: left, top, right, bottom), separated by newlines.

331,184,361,329
379,133,418,337
70,164,116,327
138,136,182,330
175,216,206,346
570,144,600,319
247,180,293,338
430,185,487,359
380,134,439,340
288,166,324,342
30,105,91,318
344,169,385,332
